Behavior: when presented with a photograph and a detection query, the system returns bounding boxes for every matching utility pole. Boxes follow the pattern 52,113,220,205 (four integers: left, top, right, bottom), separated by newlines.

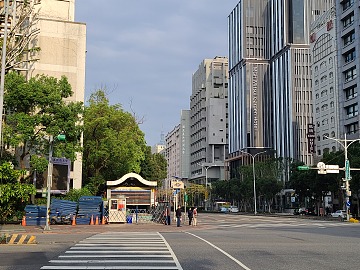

324,134,360,222
44,135,54,231
0,0,9,155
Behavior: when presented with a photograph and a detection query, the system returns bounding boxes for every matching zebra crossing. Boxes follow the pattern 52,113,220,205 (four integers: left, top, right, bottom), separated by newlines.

199,214,352,229
40,232,183,270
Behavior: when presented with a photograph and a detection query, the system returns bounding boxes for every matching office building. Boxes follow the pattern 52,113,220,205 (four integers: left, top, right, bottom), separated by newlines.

165,110,191,189
335,0,360,139
310,7,340,158
1,0,86,189
189,56,229,185
228,1,334,183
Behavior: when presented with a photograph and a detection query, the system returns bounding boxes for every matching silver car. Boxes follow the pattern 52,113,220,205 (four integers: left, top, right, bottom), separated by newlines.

331,210,347,218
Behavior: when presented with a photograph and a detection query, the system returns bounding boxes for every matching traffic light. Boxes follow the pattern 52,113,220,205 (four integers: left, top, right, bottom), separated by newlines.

56,134,66,141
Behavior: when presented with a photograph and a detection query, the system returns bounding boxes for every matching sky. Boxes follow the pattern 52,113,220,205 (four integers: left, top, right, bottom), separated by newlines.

75,0,239,146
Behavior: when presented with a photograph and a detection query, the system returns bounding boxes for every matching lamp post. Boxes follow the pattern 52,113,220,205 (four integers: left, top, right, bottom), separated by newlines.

201,164,219,211
0,0,9,153
324,134,360,222
239,149,268,215
44,135,54,231
44,134,66,231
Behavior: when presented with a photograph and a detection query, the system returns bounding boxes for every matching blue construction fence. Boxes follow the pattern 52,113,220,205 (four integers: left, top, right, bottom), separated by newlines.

24,196,104,226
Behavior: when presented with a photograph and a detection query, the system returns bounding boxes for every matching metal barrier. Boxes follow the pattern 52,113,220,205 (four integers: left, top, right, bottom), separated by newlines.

104,206,167,224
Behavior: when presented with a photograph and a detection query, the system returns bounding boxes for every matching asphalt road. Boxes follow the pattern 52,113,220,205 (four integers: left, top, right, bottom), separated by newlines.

0,213,359,270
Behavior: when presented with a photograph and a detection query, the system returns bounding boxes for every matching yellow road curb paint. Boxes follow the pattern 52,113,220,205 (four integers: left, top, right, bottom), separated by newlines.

3,234,37,245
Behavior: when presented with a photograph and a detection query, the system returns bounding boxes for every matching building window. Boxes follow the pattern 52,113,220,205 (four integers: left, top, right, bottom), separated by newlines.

315,66,318,72
330,87,334,93
315,80,319,86
315,93,319,99
316,107,320,113
321,104,328,111
345,103,358,118
329,72,333,78
321,75,327,83
342,0,354,11
343,31,355,46
330,101,334,108
345,85,357,99
317,121,320,127
331,131,335,137
344,67,356,82
342,13,354,28
344,49,356,63
345,122,358,134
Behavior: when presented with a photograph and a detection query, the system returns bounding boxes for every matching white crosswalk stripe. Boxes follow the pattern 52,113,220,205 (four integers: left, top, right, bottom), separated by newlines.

199,216,352,229
41,232,183,270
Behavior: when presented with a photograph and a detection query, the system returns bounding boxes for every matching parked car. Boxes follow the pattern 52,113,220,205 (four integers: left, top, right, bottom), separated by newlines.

220,207,228,213
293,207,308,215
228,206,239,213
331,210,347,219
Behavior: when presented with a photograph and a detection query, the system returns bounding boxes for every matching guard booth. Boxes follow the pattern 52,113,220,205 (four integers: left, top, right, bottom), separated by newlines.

108,196,126,223
106,173,157,223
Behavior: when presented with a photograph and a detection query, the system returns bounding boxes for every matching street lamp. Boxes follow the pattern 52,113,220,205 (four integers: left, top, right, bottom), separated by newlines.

239,149,268,215
0,0,10,152
201,164,219,211
44,134,66,231
324,134,360,222
44,135,54,231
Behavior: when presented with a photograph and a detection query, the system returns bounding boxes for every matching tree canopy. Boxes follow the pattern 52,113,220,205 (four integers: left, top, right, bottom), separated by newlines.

82,90,147,194
3,72,83,173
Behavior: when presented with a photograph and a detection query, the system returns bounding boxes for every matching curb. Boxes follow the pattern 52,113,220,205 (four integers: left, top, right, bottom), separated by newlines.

2,233,37,245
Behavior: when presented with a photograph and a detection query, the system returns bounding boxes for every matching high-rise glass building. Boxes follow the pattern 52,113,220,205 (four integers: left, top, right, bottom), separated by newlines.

228,0,334,182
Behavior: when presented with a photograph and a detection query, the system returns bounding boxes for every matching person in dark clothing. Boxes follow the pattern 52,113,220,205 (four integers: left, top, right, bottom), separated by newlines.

164,206,171,225
187,208,193,226
175,206,182,227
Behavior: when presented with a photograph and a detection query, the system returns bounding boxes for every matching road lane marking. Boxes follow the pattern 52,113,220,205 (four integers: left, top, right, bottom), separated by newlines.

158,232,183,270
186,232,251,270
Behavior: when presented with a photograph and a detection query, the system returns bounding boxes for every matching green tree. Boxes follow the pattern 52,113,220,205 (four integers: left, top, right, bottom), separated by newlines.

0,162,36,221
139,146,167,186
83,90,146,194
3,72,83,175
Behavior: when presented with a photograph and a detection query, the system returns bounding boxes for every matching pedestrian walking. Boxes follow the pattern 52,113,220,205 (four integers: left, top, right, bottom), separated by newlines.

176,206,182,227
164,206,171,225
192,207,198,226
187,208,193,226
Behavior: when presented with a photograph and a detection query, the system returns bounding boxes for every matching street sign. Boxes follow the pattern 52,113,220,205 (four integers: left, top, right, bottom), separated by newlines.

317,162,327,174
297,166,310,171
345,160,350,180
325,165,339,174
171,180,184,189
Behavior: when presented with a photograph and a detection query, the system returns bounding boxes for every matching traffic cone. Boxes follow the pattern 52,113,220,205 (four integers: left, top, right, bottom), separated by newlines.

21,216,26,226
90,215,94,225
101,216,106,225
95,216,99,225
72,216,76,226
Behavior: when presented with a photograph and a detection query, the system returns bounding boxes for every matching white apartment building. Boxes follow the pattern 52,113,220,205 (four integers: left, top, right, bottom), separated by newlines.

190,56,228,185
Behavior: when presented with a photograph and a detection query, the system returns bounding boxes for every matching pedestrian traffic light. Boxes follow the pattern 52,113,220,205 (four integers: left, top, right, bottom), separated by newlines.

56,134,66,141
